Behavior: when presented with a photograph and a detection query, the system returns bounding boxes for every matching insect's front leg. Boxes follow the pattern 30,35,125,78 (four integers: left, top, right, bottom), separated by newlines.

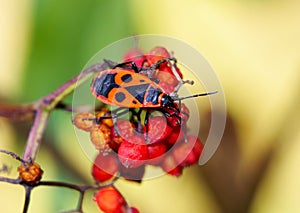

113,61,140,73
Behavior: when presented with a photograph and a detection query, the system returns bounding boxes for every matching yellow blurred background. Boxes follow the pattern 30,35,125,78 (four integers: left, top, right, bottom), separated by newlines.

1,0,300,212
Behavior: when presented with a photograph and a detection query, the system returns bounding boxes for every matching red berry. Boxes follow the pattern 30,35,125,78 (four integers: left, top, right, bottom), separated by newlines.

164,103,190,127
161,154,183,177
110,126,123,152
115,120,138,143
163,108,182,127
119,164,145,182
94,186,126,213
146,116,172,144
158,81,175,94
129,207,140,213
118,139,148,168
165,126,185,145
178,103,190,123
159,64,183,79
123,48,146,67
147,143,167,165
92,153,119,183
173,136,204,167
146,46,171,65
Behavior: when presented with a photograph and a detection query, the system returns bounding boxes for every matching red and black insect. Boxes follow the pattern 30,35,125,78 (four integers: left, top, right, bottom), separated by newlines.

91,62,216,110
90,61,216,141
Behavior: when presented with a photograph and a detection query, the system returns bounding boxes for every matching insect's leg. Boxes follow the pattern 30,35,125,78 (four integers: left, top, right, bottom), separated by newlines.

151,57,177,69
172,79,195,96
149,77,160,84
95,107,129,125
103,59,118,68
141,58,149,67
130,61,140,73
113,61,132,69
127,108,144,134
136,108,144,134
144,109,151,143
182,123,188,142
113,61,140,73
158,107,182,126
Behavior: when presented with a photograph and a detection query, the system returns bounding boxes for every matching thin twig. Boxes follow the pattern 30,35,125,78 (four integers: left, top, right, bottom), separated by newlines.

0,176,20,184
0,103,35,121
22,61,110,162
22,109,50,162
23,185,33,213
0,149,26,163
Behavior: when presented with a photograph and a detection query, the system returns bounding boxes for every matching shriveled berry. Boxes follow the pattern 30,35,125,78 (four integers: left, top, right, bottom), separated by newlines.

73,112,95,132
147,143,167,165
90,124,111,153
96,108,113,128
18,162,43,184
92,153,119,183
173,135,204,167
94,186,126,213
161,154,183,177
118,139,148,168
146,116,172,144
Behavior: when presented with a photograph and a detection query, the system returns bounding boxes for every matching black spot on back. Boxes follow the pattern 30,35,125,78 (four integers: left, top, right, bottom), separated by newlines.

115,92,126,102
125,84,150,104
121,74,133,83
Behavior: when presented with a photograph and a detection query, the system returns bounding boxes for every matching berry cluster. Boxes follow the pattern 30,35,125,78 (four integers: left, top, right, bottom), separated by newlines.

73,46,204,213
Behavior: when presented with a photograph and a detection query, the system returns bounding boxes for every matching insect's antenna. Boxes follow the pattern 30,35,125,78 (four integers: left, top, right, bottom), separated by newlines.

173,91,218,101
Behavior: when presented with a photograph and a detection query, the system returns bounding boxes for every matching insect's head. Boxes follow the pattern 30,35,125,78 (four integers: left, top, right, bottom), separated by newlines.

161,94,176,108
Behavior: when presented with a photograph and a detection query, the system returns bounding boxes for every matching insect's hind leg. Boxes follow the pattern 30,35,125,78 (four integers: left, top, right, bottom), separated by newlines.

129,108,144,134
157,107,188,142
94,107,129,124
144,109,151,143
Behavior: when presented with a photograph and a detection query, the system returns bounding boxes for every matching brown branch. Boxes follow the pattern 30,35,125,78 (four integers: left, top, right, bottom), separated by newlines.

0,103,35,121
21,61,110,162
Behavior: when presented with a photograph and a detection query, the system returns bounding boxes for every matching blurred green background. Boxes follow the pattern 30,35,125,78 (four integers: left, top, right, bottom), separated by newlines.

1,0,300,212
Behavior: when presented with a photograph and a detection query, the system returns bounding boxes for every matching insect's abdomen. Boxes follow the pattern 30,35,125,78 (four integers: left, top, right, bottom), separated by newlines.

91,70,165,108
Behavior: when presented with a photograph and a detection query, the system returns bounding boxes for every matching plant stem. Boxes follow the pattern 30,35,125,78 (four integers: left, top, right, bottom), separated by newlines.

0,103,35,121
22,108,49,162
23,185,33,213
22,61,110,162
